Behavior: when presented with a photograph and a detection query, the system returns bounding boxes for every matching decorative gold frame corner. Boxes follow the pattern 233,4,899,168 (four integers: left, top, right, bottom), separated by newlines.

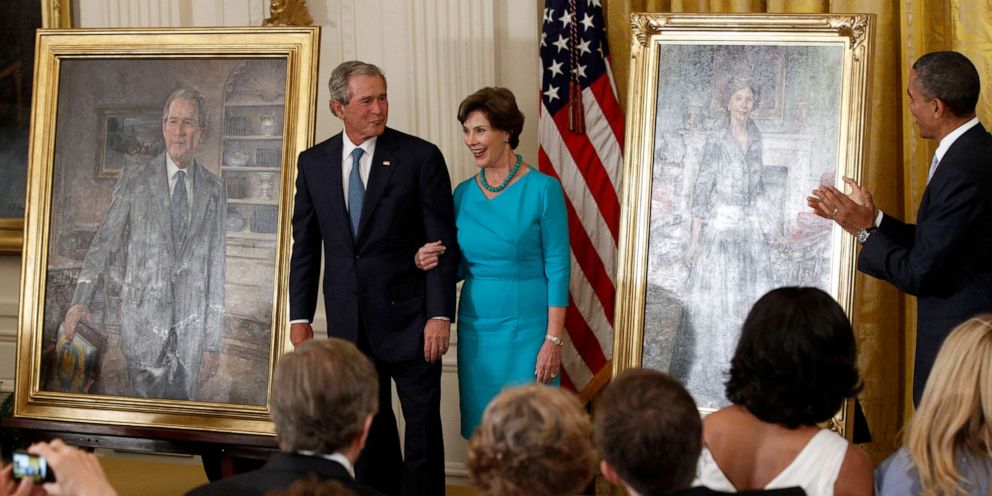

264,0,313,27
612,13,875,438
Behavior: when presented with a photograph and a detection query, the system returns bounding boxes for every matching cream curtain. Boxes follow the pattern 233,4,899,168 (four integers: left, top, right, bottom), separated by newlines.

605,0,992,463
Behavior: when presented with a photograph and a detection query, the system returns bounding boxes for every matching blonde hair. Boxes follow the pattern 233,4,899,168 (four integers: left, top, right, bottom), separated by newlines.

466,384,597,496
906,314,992,495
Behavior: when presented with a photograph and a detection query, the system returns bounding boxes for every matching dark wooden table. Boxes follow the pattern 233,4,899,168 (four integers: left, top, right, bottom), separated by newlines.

1,417,278,478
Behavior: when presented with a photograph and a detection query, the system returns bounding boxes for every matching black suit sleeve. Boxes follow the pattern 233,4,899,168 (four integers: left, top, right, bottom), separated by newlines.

289,153,322,322
859,170,983,297
877,212,915,247
417,144,458,320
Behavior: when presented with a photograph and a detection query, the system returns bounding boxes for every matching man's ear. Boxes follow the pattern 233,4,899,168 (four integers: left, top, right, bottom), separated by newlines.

356,414,373,450
932,97,947,118
331,100,344,119
600,460,622,485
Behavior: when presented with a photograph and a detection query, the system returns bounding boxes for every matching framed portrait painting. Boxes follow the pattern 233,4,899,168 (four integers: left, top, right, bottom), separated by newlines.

14,27,319,435
613,14,874,435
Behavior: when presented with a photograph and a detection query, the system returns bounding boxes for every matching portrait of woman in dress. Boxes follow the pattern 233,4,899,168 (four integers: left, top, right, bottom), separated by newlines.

414,87,570,438
670,75,773,408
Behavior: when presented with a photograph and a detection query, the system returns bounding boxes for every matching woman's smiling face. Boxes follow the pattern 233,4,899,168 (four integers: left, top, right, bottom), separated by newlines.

727,86,755,124
462,110,511,169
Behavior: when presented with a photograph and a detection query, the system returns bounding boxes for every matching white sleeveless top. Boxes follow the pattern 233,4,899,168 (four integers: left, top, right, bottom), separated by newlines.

695,429,849,496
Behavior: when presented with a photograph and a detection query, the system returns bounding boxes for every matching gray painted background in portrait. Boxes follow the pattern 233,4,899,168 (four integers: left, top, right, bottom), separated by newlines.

643,44,842,408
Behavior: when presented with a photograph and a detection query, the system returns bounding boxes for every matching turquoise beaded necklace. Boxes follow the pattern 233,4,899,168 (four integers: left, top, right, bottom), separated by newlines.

480,154,523,193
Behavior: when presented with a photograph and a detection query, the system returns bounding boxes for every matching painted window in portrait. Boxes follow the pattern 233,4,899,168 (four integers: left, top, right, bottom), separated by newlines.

614,14,873,431
16,28,319,435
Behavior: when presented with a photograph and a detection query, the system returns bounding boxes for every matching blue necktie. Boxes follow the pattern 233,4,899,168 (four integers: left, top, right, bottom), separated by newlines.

171,169,188,253
348,148,365,234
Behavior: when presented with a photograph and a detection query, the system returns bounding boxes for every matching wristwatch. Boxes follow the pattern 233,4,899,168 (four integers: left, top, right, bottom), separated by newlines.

856,226,877,245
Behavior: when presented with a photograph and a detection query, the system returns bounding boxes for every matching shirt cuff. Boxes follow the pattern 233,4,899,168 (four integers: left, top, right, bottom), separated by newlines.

289,319,311,325
430,316,450,321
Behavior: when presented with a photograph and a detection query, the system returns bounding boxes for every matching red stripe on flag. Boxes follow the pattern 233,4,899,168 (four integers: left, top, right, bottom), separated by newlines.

550,108,621,243
566,294,608,371
588,74,624,148
538,148,616,326
560,369,576,393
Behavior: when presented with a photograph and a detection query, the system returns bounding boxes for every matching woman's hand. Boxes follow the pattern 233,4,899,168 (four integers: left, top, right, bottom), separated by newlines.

413,241,446,271
535,339,562,384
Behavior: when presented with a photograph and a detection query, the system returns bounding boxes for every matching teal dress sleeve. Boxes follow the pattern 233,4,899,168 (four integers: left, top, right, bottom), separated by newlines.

540,176,570,307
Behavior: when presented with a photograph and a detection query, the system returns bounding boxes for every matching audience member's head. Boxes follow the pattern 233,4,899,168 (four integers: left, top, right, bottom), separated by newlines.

595,368,701,496
271,338,378,459
906,313,992,495
725,287,861,428
467,384,597,496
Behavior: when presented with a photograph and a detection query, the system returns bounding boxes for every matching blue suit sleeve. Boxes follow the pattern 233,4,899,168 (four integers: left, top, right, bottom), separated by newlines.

541,177,570,307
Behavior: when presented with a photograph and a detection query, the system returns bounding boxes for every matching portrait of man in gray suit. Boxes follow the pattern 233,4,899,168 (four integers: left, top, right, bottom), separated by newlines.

61,87,227,401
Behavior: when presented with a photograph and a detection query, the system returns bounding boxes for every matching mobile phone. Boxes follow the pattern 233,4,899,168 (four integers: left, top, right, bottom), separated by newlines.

11,450,56,483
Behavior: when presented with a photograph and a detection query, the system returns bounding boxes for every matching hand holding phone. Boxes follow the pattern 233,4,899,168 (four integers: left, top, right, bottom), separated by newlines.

11,451,56,484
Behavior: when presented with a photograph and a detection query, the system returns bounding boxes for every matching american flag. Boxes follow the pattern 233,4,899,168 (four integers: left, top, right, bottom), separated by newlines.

539,0,623,401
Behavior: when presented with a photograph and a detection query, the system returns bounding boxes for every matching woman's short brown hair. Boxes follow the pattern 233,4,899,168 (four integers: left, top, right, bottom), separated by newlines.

457,87,525,149
270,338,378,454
467,384,597,496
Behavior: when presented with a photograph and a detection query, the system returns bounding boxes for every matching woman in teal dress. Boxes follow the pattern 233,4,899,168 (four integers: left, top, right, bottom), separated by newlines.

414,87,570,438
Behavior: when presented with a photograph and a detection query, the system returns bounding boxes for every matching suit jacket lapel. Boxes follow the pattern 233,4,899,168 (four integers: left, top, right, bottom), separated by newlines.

182,161,209,257
149,154,176,258
358,129,397,239
319,135,354,241
936,123,987,175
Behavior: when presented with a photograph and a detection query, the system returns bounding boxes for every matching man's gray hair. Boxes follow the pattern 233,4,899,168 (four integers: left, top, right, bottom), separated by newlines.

162,87,209,130
328,61,386,105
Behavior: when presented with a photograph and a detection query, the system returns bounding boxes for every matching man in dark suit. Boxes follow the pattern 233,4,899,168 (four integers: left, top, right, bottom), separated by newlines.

594,368,805,496
288,61,457,496
187,338,385,496
809,51,992,404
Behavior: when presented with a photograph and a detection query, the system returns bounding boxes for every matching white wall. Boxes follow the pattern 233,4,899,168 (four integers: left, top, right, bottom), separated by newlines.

3,0,540,484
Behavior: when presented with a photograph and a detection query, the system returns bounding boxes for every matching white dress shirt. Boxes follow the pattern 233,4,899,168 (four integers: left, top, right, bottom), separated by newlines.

929,116,980,183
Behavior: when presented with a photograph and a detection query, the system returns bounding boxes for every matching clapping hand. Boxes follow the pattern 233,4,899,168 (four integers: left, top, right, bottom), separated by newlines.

807,176,876,235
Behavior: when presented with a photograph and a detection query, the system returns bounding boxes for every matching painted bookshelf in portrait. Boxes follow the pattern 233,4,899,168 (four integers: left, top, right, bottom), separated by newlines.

218,59,287,403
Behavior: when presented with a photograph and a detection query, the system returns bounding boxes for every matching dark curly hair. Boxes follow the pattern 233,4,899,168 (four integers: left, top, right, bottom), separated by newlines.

725,287,862,428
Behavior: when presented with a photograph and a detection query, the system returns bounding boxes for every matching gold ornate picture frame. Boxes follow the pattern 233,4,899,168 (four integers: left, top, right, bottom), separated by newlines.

15,27,319,435
613,14,874,436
